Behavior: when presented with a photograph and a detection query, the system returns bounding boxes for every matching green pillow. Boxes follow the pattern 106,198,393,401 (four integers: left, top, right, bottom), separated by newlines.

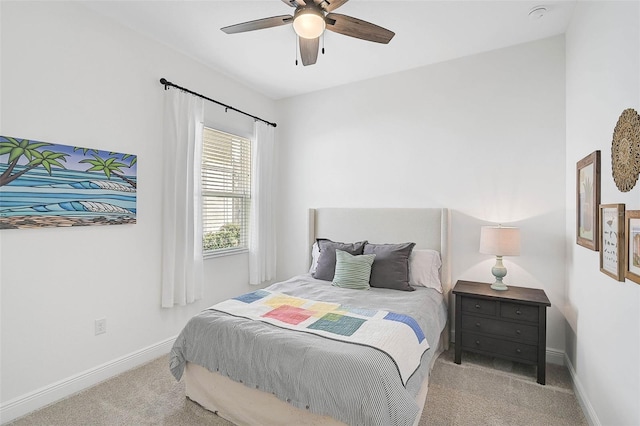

332,250,376,290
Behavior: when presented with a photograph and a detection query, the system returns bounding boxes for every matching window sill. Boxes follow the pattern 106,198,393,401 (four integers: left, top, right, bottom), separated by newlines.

203,248,249,260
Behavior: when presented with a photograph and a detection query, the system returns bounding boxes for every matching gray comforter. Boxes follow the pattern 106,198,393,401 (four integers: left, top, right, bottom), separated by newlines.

170,274,447,426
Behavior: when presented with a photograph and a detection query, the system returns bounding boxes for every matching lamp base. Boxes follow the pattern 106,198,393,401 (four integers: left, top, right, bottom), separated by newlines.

490,256,509,291
490,281,508,291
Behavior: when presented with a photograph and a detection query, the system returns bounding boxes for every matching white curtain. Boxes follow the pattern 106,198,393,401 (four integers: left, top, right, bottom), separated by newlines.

161,89,204,307
249,121,277,285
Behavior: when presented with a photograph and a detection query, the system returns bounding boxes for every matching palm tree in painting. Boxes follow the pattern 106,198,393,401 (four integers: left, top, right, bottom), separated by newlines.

79,153,137,189
0,137,69,186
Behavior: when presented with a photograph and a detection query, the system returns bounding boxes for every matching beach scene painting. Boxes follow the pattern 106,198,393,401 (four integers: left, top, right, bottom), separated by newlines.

0,136,137,229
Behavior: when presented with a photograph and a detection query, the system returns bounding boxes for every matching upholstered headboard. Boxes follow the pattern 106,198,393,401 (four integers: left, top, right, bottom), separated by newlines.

308,208,451,295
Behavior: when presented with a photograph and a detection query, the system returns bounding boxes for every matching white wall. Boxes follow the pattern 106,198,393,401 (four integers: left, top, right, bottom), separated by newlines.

565,2,640,425
0,1,276,421
5,1,637,424
276,36,567,354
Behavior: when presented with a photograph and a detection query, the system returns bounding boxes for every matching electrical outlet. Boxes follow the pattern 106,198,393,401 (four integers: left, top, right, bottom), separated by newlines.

95,318,107,335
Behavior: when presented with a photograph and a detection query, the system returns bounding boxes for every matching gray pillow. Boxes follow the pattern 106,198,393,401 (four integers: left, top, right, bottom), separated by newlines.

313,239,367,281
364,242,416,291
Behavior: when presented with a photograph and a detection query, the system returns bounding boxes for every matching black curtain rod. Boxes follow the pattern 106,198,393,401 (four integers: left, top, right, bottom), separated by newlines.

159,78,277,128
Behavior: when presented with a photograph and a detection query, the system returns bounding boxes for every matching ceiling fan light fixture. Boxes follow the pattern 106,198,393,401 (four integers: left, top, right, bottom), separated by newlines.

293,9,326,39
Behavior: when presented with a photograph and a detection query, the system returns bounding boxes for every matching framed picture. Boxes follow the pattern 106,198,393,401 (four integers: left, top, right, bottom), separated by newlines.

599,204,625,281
0,135,137,229
625,210,640,285
576,151,601,250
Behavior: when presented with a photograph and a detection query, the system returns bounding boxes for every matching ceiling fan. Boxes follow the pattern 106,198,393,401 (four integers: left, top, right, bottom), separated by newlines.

221,0,395,66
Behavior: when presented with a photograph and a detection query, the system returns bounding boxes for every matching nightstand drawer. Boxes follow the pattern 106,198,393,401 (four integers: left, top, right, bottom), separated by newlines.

461,297,497,316
500,302,539,323
460,332,538,363
461,315,538,342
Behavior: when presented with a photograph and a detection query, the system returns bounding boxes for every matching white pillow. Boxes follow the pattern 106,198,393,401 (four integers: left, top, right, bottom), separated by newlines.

309,242,320,273
408,249,442,292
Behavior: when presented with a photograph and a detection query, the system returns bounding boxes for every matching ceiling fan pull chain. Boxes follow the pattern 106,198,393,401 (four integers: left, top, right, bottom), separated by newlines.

322,33,325,55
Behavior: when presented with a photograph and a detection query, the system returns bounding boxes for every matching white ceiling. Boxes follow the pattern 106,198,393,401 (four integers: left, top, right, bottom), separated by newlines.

82,0,576,100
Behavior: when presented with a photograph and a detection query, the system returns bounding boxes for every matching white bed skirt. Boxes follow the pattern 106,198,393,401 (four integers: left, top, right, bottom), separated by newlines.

184,327,448,426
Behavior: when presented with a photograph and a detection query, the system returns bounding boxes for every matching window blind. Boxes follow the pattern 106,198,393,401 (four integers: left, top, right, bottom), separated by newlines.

201,127,251,253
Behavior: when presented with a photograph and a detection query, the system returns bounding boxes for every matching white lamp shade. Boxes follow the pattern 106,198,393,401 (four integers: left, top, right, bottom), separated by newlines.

293,10,326,39
479,226,521,256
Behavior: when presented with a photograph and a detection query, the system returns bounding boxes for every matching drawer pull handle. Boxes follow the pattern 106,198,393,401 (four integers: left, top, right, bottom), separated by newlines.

475,340,481,345
475,322,481,328
516,348,522,354
516,310,522,315
516,329,521,335
475,304,481,309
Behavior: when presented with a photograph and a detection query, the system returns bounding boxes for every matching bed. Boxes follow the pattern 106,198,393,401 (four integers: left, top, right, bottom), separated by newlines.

170,208,451,426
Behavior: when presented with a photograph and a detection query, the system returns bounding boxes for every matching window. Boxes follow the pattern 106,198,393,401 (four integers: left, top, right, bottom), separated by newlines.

201,127,251,255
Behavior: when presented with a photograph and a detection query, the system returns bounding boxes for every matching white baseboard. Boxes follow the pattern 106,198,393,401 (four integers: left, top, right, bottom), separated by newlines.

0,336,176,424
546,347,565,365
564,353,600,426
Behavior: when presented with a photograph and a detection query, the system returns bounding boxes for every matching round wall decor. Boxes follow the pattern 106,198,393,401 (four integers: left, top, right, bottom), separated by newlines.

611,108,640,192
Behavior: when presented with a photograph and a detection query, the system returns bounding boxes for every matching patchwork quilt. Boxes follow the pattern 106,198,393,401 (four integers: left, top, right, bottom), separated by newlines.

211,289,430,384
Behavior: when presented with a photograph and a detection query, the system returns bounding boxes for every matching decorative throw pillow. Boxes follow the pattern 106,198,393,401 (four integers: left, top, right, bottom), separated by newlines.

313,239,367,281
332,250,376,290
409,249,443,292
364,242,416,291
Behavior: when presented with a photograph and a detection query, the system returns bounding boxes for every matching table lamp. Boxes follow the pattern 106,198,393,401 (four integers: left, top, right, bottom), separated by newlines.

479,225,521,291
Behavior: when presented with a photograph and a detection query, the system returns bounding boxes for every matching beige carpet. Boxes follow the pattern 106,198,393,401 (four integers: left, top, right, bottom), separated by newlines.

422,349,587,425
7,347,586,426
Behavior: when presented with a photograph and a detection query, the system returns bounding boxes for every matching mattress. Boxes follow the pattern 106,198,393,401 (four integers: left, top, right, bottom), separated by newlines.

170,273,448,426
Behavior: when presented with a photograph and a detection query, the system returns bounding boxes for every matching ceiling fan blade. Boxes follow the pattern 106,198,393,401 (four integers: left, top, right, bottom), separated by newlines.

325,13,395,44
281,0,306,7
221,15,293,34
299,36,319,66
315,0,349,12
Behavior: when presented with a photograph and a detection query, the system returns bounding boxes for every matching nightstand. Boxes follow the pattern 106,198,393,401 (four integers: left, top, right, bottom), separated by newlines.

453,280,551,385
